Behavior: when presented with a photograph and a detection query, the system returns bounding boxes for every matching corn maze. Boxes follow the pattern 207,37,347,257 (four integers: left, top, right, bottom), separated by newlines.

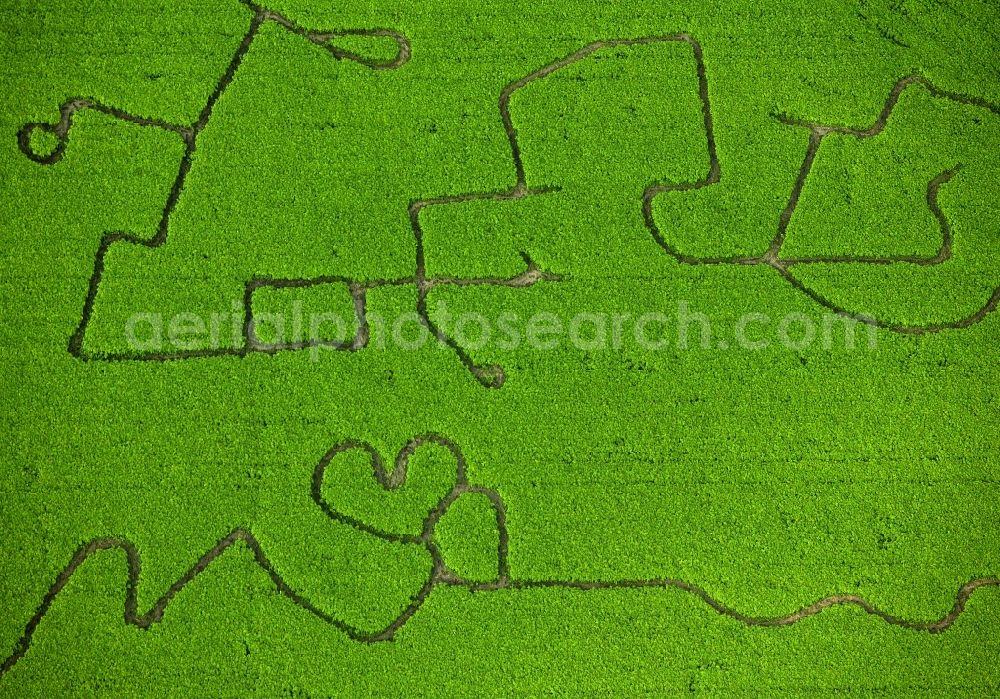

2,0,999,694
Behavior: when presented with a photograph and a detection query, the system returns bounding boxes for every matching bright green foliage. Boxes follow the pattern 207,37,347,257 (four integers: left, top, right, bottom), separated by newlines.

435,493,501,583
784,86,1000,326
652,120,807,259
511,41,708,192
326,33,405,65
250,282,358,347
318,440,460,539
25,128,60,160
1,0,999,695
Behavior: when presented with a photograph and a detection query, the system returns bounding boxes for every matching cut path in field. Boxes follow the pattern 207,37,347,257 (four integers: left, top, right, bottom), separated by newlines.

3,435,998,679
20,11,1000,388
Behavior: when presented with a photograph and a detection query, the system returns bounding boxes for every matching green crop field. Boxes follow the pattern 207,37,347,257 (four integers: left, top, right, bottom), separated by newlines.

2,0,999,695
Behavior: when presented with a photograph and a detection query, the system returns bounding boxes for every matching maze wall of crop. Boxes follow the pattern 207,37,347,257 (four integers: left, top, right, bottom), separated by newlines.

1,0,998,694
